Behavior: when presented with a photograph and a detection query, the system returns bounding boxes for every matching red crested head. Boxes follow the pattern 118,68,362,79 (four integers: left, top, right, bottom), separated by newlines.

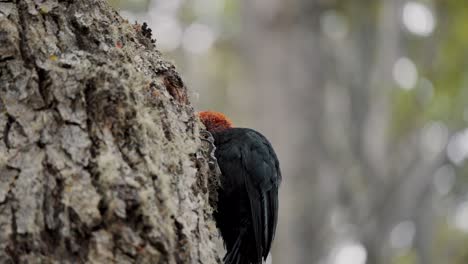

198,111,233,132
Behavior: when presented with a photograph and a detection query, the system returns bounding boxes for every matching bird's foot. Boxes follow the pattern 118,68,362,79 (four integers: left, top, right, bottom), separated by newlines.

200,130,217,169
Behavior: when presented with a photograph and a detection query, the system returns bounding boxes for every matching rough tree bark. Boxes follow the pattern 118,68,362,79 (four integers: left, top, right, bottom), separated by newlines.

0,0,221,263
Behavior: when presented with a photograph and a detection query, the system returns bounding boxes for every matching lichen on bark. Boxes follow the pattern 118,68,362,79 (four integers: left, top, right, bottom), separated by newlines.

0,0,221,263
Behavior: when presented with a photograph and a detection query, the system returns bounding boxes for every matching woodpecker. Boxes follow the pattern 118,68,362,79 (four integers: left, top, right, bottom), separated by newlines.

199,111,281,264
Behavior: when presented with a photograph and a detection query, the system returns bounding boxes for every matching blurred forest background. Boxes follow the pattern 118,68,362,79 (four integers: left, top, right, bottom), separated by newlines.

111,0,468,263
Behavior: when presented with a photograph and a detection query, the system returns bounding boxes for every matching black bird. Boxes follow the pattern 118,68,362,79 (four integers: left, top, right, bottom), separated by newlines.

199,111,281,264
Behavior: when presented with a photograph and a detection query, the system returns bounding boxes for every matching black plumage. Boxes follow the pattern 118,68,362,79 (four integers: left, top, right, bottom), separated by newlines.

211,128,281,264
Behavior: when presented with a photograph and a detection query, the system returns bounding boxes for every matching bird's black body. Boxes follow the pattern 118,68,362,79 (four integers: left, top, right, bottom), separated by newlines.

211,128,281,264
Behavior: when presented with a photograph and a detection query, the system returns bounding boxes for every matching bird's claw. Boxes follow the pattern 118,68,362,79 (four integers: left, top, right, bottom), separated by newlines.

200,130,217,169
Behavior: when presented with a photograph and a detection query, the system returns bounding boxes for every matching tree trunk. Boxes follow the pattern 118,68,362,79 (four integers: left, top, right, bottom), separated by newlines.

0,0,221,263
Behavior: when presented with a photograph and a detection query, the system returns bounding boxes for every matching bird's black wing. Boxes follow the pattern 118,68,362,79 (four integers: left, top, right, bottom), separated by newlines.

241,131,281,261
213,128,281,263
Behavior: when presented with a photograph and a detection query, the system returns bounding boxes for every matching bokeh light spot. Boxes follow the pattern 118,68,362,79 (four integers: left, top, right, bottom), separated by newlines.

389,221,415,250
420,121,448,160
182,23,216,54
447,129,468,165
433,165,456,196
150,16,182,51
150,0,183,14
455,201,468,232
402,2,435,36
393,57,418,90
331,242,367,264
320,10,348,41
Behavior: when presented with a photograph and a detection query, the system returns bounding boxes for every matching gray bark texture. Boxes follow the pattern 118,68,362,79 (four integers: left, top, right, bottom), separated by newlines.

0,0,221,263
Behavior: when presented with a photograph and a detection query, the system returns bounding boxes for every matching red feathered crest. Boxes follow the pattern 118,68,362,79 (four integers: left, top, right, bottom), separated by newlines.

198,111,233,132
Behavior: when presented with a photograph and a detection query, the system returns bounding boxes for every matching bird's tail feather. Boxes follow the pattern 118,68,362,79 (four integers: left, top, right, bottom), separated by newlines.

224,234,244,264
224,231,262,264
